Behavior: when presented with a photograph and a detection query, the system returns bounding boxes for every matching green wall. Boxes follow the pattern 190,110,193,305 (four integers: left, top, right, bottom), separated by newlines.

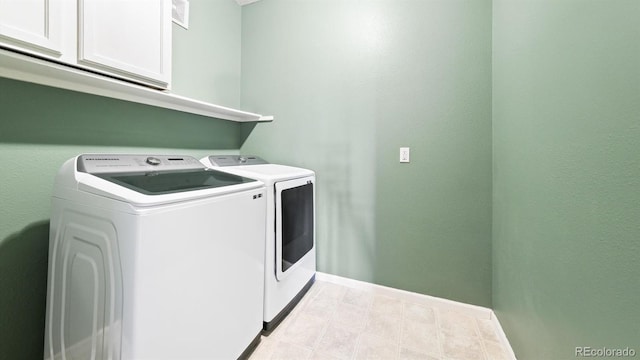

492,0,640,358
0,1,242,358
172,0,241,106
241,0,493,307
4,1,638,359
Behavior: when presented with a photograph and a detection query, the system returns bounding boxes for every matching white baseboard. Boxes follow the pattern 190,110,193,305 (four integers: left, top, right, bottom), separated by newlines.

315,272,517,359
316,272,492,319
491,312,519,360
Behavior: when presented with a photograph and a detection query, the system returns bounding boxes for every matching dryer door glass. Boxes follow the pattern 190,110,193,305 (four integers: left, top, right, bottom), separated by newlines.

281,182,314,272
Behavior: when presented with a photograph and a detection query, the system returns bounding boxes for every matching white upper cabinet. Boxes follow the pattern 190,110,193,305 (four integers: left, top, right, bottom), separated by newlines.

0,0,272,121
0,0,63,57
0,0,171,89
78,0,171,88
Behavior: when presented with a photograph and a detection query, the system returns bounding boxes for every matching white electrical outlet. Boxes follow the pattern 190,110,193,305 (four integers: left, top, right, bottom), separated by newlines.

400,147,410,163
172,0,189,29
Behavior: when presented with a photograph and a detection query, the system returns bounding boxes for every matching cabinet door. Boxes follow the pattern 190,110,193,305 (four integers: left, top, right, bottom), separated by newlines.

0,0,62,57
78,0,171,88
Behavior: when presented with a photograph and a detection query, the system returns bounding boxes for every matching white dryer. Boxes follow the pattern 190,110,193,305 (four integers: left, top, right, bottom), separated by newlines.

44,154,266,360
201,155,316,333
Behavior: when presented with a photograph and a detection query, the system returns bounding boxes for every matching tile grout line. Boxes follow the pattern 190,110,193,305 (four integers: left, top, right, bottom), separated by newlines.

435,308,445,360
397,300,406,360
312,286,333,356
474,317,490,360
353,287,374,360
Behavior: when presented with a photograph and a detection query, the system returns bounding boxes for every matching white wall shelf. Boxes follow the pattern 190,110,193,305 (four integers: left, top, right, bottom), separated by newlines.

0,48,273,123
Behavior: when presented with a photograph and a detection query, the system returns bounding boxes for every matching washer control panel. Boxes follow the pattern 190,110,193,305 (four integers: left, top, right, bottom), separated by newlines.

145,157,162,166
77,154,204,174
207,155,268,167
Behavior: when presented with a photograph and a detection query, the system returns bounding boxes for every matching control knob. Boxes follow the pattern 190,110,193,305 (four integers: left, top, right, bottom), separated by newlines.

146,157,161,166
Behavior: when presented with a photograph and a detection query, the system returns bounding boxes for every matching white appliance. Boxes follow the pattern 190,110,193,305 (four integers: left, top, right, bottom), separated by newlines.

201,155,316,333
44,154,266,360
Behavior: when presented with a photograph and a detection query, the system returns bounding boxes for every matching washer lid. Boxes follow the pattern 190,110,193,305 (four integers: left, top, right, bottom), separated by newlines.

66,155,263,207
93,168,255,196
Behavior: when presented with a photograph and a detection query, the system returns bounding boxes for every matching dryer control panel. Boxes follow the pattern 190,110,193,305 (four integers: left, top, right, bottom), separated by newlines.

207,155,268,167
77,154,204,174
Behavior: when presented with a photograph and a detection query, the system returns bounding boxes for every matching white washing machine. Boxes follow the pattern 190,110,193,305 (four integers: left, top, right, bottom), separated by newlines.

201,155,316,333
44,154,266,360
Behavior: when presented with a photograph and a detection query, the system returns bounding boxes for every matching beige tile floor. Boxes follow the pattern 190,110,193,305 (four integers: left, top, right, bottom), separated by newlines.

249,280,513,360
